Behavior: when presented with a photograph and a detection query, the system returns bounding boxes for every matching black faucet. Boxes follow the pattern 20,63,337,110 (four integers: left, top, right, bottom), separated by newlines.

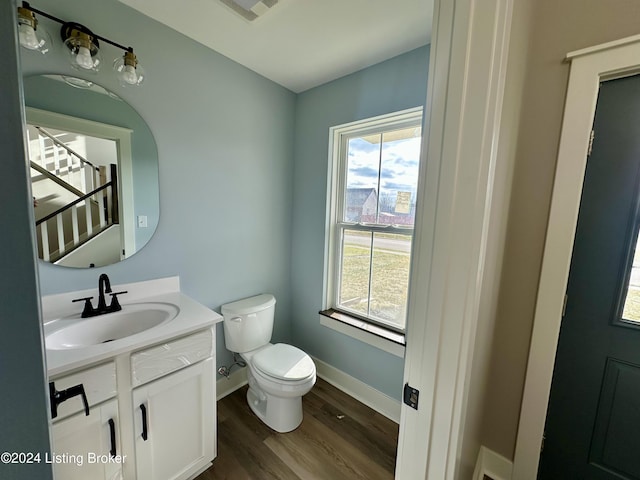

97,273,112,312
72,274,128,318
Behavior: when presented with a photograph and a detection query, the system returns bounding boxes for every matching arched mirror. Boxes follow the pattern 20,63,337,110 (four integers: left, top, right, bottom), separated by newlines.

23,74,159,268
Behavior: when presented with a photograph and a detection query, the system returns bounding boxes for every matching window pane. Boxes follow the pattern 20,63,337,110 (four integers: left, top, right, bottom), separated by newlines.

343,126,421,225
344,136,380,223
370,233,412,329
379,127,421,226
622,235,640,323
338,230,372,316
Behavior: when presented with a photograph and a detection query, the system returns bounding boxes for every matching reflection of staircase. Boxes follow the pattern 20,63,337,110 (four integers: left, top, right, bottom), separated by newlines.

27,125,119,263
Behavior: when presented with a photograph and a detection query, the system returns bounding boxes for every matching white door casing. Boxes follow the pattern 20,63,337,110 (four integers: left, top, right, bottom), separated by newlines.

513,34,640,479
396,0,514,478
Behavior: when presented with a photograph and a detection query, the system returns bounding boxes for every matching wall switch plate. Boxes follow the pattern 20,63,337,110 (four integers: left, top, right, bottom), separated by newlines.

137,215,148,228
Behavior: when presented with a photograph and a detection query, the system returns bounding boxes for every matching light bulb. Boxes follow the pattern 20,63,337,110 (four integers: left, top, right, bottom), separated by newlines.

18,23,40,49
17,8,49,54
121,65,138,85
62,25,101,72
75,46,95,70
114,51,145,87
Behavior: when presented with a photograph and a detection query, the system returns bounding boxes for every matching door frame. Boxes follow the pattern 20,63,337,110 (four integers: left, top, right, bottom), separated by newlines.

397,0,515,477
513,34,640,479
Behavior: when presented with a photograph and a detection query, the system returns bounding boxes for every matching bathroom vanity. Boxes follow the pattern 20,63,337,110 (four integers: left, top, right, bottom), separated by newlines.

42,277,222,480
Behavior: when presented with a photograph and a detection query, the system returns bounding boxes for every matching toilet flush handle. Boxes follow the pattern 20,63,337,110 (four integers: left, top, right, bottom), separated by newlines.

231,316,242,322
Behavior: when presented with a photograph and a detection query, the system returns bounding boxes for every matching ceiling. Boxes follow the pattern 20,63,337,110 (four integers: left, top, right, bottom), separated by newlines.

117,0,432,93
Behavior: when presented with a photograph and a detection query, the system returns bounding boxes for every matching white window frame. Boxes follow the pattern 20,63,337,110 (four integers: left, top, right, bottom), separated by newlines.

322,107,423,349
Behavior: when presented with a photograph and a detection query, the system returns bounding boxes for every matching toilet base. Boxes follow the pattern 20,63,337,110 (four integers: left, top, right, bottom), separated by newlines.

246,386,303,433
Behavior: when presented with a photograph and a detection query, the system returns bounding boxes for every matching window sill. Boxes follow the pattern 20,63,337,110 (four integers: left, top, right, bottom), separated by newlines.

319,309,405,358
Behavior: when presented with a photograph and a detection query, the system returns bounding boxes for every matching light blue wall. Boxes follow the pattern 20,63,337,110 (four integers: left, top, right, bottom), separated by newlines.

290,46,430,400
19,0,297,371
0,0,52,477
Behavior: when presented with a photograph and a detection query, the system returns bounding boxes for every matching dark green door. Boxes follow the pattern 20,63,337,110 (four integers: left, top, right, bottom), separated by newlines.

539,75,640,479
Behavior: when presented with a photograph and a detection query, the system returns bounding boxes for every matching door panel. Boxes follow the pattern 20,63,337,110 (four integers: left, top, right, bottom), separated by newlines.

51,399,120,480
133,358,214,480
540,74,640,479
590,359,640,478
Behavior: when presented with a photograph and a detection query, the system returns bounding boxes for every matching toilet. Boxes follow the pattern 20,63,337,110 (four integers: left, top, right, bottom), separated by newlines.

221,294,316,433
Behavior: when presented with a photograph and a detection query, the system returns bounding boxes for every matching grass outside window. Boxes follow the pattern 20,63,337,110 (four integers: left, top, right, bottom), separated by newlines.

338,231,411,330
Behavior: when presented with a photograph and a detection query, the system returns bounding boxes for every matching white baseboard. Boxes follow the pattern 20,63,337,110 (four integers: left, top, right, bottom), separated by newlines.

311,356,401,423
215,356,401,423
473,446,513,480
216,367,248,401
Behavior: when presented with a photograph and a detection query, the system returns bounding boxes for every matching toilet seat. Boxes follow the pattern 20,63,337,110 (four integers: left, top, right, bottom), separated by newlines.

251,343,315,382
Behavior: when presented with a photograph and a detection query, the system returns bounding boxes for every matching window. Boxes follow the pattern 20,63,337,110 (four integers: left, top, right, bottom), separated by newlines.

324,108,423,336
621,234,640,324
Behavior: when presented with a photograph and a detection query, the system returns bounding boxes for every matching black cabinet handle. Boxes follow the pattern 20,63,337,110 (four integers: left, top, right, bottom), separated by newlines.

140,404,148,441
108,418,116,457
49,382,90,419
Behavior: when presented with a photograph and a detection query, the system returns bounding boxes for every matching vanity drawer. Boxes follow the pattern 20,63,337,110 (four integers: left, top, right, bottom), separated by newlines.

131,328,214,387
50,362,117,422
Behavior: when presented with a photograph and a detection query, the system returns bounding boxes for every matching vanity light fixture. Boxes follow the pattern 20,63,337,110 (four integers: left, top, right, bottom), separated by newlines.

17,2,147,86
61,22,102,72
17,5,50,54
113,50,146,87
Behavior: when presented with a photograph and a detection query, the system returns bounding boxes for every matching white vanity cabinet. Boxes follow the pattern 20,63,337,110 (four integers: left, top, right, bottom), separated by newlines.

133,359,215,480
130,328,215,480
49,327,216,480
49,362,121,480
50,399,121,480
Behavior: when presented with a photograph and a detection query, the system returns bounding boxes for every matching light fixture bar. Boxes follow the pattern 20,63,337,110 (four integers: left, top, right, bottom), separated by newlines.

19,2,146,86
21,2,133,53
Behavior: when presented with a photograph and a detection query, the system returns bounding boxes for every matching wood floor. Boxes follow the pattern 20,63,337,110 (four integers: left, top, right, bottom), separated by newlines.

197,378,399,480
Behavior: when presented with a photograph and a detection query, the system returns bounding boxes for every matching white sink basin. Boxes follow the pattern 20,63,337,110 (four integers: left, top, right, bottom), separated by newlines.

46,302,180,350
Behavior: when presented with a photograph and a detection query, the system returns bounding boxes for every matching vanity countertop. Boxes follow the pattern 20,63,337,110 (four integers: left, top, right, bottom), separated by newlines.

42,276,222,377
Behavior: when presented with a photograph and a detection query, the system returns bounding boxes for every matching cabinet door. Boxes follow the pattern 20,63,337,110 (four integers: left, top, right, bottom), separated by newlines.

51,399,121,480
133,358,215,480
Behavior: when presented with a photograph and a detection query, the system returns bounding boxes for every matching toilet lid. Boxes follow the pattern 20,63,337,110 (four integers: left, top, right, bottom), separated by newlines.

252,343,315,381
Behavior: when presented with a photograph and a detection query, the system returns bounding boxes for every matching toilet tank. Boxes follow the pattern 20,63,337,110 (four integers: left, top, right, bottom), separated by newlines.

221,294,276,353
